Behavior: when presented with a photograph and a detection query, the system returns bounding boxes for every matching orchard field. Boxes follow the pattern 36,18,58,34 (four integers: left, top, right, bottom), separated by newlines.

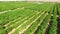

0,1,60,34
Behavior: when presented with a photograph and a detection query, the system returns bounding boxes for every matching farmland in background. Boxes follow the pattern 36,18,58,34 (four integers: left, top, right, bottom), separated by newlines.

0,1,60,34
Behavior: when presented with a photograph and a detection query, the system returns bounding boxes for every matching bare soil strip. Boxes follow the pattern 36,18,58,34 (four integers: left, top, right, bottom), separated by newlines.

4,10,40,27
8,10,42,34
31,13,48,34
19,11,45,34
8,15,34,34
4,17,21,27
0,7,24,14
5,17,28,30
